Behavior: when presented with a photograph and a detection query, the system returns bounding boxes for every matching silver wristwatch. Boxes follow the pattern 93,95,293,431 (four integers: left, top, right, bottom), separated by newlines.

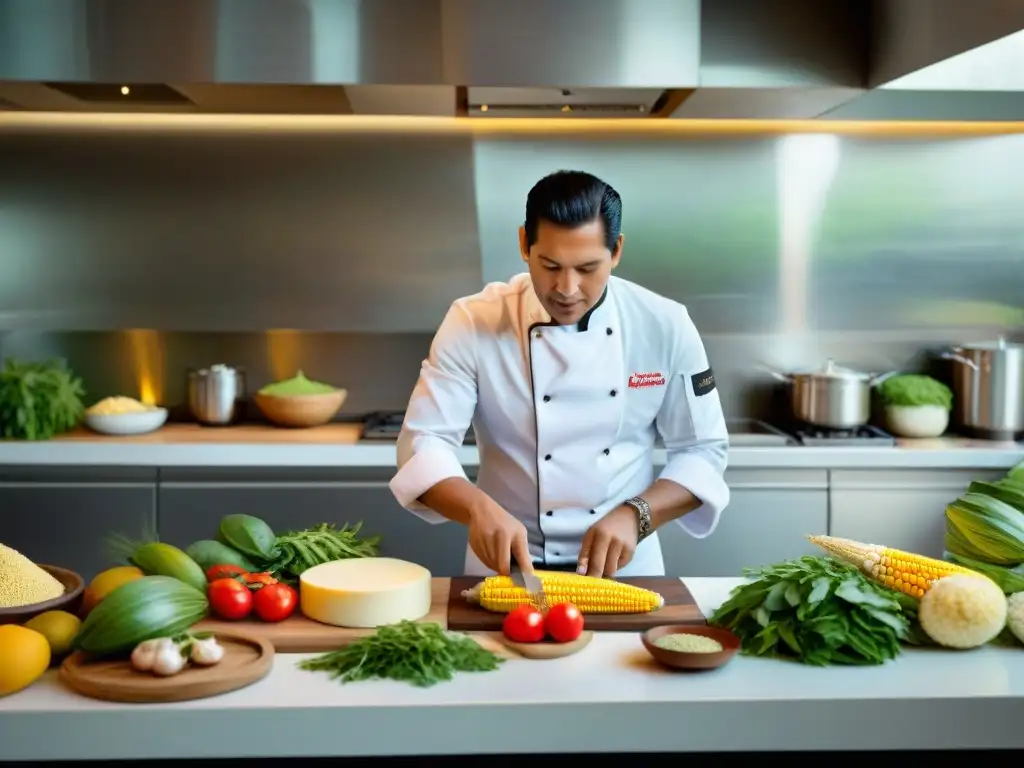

623,496,653,542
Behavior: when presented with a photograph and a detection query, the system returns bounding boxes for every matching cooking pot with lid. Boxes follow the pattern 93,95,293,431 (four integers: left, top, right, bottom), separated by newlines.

767,359,897,430
939,336,1024,440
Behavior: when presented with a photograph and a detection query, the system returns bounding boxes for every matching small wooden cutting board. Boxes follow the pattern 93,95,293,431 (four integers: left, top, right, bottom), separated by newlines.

447,576,706,632
59,631,273,703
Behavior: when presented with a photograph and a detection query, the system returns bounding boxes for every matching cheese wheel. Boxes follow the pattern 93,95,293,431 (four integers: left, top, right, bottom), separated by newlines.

299,557,433,628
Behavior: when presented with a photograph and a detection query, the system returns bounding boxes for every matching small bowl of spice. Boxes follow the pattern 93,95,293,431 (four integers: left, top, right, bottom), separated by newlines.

641,625,740,671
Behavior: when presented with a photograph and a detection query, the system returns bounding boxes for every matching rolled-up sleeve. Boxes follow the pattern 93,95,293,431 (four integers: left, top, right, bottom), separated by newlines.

389,301,479,524
655,307,730,538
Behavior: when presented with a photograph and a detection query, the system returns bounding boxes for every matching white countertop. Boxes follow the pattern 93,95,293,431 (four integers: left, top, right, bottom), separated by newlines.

0,424,1020,470
3,577,1024,759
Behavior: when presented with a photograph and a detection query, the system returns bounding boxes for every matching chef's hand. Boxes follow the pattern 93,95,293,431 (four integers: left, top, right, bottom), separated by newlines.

467,499,533,576
578,506,639,578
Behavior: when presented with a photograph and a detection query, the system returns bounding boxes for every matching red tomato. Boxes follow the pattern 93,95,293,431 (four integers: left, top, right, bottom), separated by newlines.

253,583,298,623
245,572,278,588
545,602,584,643
502,605,546,643
205,563,249,583
208,577,253,620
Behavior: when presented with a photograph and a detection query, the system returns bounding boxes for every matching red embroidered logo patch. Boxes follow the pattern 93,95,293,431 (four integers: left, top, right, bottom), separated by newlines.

628,371,666,389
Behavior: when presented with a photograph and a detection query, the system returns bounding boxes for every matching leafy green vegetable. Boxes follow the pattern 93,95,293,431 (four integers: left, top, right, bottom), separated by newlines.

876,374,953,410
709,556,915,665
0,358,85,440
298,621,503,687
217,514,280,562
265,521,380,580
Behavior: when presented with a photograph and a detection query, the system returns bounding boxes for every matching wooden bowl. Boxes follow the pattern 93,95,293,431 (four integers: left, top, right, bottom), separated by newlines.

641,624,741,671
253,390,347,428
0,565,85,625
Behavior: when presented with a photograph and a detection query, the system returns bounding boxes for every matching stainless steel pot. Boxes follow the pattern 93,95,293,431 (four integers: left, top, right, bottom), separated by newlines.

768,359,897,429
939,336,1024,440
187,364,246,426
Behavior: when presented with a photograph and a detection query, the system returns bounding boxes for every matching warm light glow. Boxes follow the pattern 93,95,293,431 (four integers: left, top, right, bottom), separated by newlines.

124,329,164,406
3,112,1024,139
266,329,304,383
120,86,130,95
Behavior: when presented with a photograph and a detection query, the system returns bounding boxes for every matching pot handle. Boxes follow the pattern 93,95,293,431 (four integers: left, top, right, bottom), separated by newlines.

938,350,979,371
868,370,899,386
758,364,792,383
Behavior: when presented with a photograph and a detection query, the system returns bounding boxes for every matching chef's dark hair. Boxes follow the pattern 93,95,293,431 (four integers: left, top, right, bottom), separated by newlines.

524,170,622,251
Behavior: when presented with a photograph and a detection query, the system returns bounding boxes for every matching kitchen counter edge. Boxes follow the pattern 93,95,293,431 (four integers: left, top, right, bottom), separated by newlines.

0,437,1020,470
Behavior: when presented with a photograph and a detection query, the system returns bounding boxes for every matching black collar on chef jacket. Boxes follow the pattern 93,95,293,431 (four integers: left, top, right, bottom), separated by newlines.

530,285,609,333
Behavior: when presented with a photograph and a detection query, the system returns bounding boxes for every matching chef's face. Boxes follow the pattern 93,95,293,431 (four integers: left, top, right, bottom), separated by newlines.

519,219,624,325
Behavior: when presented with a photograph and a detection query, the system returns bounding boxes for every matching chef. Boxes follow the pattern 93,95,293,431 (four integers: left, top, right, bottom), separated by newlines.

389,170,730,578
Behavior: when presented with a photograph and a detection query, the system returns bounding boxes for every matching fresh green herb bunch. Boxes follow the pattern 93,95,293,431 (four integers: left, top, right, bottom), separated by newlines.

299,621,504,687
0,357,85,440
709,556,919,666
265,521,381,580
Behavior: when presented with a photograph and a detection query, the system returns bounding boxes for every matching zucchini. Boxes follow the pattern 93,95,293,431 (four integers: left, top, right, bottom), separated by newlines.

129,542,208,592
217,514,279,561
73,576,208,656
186,539,258,573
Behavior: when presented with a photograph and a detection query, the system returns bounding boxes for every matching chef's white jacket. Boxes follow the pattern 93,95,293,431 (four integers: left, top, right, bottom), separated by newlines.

390,273,730,577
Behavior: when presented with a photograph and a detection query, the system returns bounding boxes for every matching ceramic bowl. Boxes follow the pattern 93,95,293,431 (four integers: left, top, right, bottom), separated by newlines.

0,565,85,625
253,390,347,428
641,624,741,671
84,408,168,436
884,404,949,438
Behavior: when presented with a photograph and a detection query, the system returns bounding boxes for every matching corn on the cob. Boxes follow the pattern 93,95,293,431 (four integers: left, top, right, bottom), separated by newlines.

462,570,665,614
808,534,982,598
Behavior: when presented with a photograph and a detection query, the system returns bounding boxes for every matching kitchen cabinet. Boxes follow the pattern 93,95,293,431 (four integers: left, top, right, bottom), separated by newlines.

657,468,828,578
0,467,157,581
157,467,470,576
829,468,1004,559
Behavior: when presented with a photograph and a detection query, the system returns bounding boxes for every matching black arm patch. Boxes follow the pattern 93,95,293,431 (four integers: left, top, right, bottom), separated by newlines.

691,367,716,397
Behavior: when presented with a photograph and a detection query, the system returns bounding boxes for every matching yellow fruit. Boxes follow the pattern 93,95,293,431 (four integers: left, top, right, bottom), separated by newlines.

82,565,144,615
24,610,82,658
0,625,51,697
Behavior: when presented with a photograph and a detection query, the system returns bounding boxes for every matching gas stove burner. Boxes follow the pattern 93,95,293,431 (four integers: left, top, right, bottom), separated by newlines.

793,424,896,447
360,410,476,445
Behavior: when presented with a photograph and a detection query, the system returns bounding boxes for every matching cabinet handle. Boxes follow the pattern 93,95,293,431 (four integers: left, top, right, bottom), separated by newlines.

728,482,827,490
0,482,154,489
159,482,472,490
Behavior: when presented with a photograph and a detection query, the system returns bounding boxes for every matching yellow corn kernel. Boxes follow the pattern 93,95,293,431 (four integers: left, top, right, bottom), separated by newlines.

462,570,665,614
807,534,983,598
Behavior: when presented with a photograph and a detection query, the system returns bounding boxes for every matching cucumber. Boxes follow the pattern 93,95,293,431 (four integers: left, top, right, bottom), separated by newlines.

217,514,279,561
186,539,258,573
129,542,208,593
73,576,208,656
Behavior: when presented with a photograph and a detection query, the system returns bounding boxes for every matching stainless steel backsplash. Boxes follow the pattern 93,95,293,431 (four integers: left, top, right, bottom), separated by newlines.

1,121,1022,419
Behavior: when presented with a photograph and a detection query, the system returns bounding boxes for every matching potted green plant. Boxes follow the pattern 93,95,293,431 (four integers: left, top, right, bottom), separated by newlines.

876,374,954,438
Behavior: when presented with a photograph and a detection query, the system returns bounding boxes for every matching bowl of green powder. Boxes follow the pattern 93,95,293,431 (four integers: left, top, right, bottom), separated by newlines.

641,624,740,671
253,371,347,428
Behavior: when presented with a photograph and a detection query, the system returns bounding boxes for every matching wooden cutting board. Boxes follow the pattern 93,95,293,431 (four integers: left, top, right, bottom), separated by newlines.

193,579,453,653
447,576,706,632
60,631,273,703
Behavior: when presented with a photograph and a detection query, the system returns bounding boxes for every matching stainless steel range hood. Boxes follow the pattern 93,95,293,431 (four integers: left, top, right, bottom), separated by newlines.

0,0,1023,120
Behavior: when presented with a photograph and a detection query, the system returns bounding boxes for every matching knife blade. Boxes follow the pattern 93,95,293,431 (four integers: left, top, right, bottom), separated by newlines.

511,566,548,612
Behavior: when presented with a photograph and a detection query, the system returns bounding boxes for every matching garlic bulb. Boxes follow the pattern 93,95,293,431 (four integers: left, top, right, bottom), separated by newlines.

190,636,225,666
130,638,163,672
151,638,188,676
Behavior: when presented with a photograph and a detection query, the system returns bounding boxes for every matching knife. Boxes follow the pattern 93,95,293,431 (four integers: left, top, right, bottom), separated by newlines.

511,565,548,612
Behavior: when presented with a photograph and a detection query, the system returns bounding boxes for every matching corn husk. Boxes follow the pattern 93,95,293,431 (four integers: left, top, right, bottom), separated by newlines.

945,551,1024,595
945,490,1024,566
